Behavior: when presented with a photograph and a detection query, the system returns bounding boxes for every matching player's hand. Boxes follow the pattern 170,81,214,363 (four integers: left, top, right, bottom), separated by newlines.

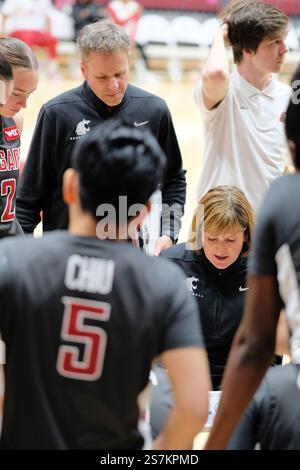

219,22,230,47
153,235,173,256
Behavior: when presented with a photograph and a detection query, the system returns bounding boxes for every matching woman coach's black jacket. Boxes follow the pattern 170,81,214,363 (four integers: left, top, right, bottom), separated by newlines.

162,242,248,390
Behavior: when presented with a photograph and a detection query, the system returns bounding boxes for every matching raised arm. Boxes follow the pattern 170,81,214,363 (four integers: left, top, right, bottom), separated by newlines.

201,23,230,110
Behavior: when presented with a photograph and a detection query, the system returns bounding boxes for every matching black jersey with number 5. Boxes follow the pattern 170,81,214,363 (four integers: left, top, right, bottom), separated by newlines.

0,116,21,238
0,232,204,449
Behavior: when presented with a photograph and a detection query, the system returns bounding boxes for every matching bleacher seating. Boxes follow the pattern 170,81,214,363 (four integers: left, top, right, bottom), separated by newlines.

4,4,297,78
135,14,181,80
170,15,205,47
53,1,300,15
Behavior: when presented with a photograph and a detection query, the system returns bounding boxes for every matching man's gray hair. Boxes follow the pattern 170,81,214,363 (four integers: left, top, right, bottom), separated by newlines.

77,19,130,62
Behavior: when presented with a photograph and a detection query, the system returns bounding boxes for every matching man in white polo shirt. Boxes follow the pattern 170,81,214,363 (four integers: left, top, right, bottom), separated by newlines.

194,0,291,212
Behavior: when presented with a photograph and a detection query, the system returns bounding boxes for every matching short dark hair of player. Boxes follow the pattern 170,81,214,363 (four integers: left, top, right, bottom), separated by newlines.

286,66,300,170
220,0,288,64
0,50,13,82
71,118,166,219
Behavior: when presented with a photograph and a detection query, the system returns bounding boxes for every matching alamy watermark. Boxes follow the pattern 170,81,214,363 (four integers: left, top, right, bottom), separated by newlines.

94,196,204,251
291,79,300,105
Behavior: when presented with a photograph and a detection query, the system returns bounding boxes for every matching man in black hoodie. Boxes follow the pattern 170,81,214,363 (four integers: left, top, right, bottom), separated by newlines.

16,19,186,255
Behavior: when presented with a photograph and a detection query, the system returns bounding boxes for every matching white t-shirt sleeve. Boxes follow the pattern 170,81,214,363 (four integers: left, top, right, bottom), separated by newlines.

193,79,230,123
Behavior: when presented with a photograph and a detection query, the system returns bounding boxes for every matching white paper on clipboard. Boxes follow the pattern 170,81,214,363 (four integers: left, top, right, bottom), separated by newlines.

140,190,162,256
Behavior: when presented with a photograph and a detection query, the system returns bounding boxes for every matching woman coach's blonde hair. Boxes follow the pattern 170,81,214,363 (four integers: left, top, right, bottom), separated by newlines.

188,185,255,255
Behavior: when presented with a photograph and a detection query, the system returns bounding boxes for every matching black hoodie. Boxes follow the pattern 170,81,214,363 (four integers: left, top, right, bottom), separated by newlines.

16,81,186,238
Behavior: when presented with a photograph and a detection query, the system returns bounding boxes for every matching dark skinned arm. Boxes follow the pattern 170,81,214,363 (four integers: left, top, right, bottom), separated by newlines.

205,274,281,449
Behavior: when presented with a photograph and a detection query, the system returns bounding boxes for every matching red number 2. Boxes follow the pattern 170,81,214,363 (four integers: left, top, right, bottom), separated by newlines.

1,178,16,222
57,297,111,381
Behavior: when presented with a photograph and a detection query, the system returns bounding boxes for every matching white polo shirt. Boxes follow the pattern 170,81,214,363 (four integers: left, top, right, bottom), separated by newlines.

194,70,291,212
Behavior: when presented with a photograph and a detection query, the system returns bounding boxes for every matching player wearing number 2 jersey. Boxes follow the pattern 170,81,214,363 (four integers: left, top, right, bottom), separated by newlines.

0,51,13,423
0,53,14,236
0,119,210,450
0,37,38,238
0,114,21,236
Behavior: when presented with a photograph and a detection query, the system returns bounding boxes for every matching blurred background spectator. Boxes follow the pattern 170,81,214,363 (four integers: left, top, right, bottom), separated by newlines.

107,0,150,80
1,0,61,78
72,0,106,40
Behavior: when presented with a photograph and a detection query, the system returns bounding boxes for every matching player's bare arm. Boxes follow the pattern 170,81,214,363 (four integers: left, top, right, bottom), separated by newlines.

205,274,281,449
154,347,210,450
